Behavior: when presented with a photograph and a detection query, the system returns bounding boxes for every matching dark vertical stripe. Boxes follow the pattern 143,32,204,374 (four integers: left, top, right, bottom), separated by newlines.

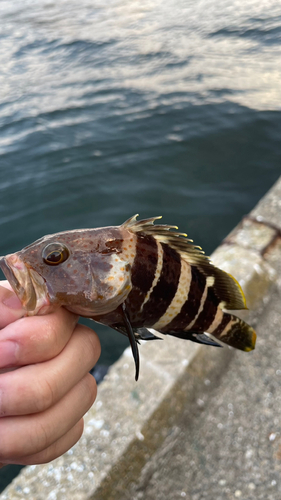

211,313,231,338
140,243,181,325
162,265,206,333
125,234,158,319
211,313,255,351
189,286,220,332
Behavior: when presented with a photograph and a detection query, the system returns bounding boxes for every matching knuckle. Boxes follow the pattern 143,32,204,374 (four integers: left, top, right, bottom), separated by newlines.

36,377,56,412
0,422,30,460
78,417,85,437
41,318,59,347
23,419,85,465
0,426,11,460
24,377,56,413
0,372,56,417
83,373,97,407
0,381,8,417
88,333,101,363
27,318,60,358
33,420,50,453
14,420,50,459
93,333,101,361
80,326,101,364
0,362,59,416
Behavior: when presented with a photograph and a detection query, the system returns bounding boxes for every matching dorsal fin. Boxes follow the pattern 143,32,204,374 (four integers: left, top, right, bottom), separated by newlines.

121,215,247,311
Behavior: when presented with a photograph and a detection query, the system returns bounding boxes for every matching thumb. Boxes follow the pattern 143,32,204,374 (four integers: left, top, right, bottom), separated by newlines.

0,282,25,329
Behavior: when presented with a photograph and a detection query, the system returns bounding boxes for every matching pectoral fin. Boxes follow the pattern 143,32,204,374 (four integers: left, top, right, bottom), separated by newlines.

120,303,140,381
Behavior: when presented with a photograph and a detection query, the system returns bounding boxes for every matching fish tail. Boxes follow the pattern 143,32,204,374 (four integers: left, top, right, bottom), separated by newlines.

208,311,256,352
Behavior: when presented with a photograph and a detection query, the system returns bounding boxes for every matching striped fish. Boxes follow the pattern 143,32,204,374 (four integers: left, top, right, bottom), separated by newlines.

0,215,256,380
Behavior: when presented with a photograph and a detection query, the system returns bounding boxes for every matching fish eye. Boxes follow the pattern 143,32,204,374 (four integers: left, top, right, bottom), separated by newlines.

42,242,70,266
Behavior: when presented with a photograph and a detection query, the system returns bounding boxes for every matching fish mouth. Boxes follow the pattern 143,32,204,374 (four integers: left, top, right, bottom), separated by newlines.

0,254,50,315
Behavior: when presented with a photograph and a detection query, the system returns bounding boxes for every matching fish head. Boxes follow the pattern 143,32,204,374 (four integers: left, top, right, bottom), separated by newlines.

0,228,132,316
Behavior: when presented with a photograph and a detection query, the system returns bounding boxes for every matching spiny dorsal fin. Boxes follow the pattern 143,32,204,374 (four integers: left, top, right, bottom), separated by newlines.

121,215,247,311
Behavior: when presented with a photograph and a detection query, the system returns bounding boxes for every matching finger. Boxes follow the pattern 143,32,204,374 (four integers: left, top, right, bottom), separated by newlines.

0,307,79,370
0,373,97,460
0,324,101,416
3,419,84,465
0,281,14,292
0,282,13,292
0,284,25,329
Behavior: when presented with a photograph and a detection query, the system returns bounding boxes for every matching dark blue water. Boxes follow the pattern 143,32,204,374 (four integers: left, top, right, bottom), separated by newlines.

0,0,281,491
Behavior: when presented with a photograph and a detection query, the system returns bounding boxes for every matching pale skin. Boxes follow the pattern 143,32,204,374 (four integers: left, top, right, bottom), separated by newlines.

0,281,100,467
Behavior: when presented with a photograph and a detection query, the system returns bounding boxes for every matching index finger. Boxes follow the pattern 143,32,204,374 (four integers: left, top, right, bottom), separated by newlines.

0,308,79,369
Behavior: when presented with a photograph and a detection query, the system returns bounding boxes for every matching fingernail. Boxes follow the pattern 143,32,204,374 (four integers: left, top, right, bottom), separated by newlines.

3,292,23,310
0,341,18,369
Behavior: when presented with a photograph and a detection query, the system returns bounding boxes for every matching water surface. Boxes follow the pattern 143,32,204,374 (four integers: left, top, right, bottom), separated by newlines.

0,0,280,368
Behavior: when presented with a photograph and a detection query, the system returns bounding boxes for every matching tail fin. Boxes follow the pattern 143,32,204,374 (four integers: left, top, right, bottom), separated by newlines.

208,312,256,352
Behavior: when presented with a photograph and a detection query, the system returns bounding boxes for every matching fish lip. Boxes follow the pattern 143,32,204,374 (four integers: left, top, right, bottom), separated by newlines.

0,257,22,295
0,255,49,314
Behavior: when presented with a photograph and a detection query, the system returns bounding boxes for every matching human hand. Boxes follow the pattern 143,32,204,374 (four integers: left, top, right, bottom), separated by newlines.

0,281,100,466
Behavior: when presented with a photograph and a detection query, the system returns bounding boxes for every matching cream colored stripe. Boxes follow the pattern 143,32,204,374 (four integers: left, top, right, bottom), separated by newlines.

219,318,239,339
152,260,192,330
184,281,208,331
206,304,224,334
140,240,163,311
120,231,137,268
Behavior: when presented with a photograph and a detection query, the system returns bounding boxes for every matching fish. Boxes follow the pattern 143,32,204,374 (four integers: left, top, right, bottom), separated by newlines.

0,215,256,380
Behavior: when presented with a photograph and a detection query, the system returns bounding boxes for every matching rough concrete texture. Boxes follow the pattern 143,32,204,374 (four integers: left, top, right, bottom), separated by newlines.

251,177,281,229
128,285,281,500
211,244,275,310
1,177,281,500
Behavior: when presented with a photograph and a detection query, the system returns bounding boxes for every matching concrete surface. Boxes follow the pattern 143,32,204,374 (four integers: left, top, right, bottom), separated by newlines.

1,177,281,500
128,272,281,500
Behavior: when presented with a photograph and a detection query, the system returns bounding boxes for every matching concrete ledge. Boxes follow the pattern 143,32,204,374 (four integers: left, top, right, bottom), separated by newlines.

1,177,281,500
